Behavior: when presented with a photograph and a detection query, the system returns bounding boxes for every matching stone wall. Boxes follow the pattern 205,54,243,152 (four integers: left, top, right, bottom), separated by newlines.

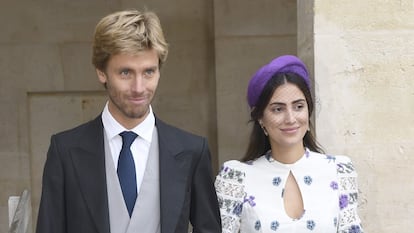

214,0,298,165
307,1,414,232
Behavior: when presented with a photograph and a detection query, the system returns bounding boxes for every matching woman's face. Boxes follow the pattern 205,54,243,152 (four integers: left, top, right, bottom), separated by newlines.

259,82,309,150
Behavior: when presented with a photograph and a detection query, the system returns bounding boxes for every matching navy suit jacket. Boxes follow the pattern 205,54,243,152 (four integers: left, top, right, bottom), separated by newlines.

36,115,221,233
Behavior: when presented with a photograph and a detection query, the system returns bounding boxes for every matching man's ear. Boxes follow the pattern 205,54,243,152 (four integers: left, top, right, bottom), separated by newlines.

96,69,107,84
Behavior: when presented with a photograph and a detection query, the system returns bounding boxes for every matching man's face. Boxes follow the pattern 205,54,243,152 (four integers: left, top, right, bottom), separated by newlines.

97,49,160,128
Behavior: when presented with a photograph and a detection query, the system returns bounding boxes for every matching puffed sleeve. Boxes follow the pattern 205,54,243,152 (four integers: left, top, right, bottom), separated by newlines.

336,156,364,233
215,161,246,233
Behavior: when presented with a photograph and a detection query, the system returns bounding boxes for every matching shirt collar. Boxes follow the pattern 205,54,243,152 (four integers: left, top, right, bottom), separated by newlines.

101,101,155,143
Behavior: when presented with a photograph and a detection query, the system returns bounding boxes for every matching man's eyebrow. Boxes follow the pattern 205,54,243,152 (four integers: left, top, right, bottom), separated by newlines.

116,66,132,71
145,65,158,69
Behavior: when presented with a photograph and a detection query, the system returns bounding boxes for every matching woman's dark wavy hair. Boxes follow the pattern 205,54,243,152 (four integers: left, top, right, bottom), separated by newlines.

242,72,324,162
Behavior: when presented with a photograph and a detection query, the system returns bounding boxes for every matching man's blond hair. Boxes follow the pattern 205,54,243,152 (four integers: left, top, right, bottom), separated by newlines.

92,10,168,71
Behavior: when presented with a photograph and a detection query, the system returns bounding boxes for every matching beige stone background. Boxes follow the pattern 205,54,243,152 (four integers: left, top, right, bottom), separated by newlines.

1,0,413,232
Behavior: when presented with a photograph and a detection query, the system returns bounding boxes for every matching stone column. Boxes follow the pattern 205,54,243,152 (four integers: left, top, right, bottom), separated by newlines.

298,1,414,232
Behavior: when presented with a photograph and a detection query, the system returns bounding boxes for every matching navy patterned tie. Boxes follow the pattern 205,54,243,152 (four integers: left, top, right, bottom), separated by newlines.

117,131,138,217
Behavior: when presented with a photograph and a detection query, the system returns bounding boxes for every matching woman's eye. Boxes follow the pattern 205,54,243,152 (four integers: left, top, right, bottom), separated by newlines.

295,104,305,111
272,107,283,112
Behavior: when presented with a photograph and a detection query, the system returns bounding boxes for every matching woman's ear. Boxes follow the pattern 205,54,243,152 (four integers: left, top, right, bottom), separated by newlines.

258,119,264,127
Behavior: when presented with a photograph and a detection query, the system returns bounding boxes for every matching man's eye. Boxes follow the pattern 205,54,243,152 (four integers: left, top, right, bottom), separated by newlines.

120,69,130,75
145,69,155,76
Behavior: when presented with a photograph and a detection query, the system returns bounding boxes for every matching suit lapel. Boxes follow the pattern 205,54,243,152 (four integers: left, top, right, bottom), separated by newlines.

69,117,110,233
157,119,191,233
66,116,191,233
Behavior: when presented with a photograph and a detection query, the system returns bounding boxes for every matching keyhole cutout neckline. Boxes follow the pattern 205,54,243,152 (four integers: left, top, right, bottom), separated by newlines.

265,149,309,220
283,171,305,220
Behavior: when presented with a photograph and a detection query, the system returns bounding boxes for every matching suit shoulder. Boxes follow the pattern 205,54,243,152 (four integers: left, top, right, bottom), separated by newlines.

155,118,204,140
53,116,102,140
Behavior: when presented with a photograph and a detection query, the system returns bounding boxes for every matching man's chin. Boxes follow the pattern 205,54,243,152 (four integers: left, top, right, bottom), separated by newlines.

124,108,150,120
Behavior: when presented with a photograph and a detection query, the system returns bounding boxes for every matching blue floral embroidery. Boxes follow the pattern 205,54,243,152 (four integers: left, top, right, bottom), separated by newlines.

270,221,279,231
220,197,244,217
273,177,282,186
339,194,349,209
349,192,358,204
265,150,272,161
304,176,313,185
232,203,243,216
254,220,261,230
330,181,338,190
307,220,316,230
337,162,355,174
244,195,256,207
348,225,362,233
325,154,336,163
221,167,244,183
305,149,310,158
223,166,228,172
333,217,338,227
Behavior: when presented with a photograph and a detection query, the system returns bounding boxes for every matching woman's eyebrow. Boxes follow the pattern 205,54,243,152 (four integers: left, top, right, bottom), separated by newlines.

269,99,306,106
292,99,306,104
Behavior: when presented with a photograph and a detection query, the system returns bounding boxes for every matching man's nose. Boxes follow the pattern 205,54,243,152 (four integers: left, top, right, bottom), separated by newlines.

131,76,145,92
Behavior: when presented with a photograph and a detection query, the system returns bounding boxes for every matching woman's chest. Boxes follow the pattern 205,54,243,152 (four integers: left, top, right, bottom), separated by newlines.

239,164,340,232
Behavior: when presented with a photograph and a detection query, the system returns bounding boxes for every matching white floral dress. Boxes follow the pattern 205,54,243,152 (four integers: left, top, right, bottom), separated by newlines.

215,149,364,233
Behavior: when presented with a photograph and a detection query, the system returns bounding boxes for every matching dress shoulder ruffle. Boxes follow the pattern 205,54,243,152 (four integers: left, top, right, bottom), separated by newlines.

333,155,364,233
215,160,248,233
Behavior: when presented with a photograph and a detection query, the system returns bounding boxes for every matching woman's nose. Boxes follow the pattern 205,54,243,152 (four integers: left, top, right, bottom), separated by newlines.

284,109,296,123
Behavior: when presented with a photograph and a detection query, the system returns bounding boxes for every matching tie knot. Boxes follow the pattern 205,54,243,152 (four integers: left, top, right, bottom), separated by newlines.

120,131,138,148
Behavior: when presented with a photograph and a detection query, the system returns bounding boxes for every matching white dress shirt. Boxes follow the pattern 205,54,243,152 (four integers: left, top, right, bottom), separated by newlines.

101,102,155,194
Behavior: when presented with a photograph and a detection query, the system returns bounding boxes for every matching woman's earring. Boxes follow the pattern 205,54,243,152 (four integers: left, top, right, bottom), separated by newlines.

262,127,269,136
259,123,269,136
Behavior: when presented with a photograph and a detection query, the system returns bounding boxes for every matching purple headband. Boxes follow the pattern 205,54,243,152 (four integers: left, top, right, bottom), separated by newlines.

247,55,310,108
